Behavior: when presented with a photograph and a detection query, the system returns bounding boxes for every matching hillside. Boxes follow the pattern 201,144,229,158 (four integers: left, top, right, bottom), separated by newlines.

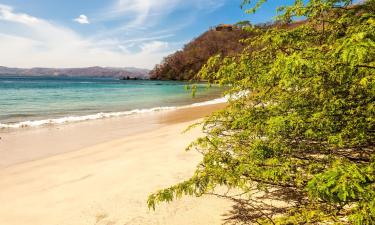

150,25,254,80
0,66,150,79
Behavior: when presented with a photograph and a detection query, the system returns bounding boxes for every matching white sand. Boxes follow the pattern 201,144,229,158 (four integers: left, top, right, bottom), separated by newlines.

0,105,233,225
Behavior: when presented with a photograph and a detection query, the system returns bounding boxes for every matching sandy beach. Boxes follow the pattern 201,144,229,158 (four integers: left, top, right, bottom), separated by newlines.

0,103,234,225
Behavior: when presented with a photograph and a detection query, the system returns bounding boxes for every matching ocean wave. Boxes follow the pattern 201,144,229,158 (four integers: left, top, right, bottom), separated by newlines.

0,97,228,129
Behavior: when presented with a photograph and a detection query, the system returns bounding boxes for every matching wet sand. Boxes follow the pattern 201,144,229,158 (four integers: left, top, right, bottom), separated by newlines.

0,103,226,168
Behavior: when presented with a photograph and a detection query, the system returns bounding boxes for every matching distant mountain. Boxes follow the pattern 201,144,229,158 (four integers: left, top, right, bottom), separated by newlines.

0,66,150,79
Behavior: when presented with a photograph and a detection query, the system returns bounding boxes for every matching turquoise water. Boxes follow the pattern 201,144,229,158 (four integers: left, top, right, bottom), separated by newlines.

0,76,223,127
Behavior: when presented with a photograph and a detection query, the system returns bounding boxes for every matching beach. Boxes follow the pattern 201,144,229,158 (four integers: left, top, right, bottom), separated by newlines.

0,103,233,225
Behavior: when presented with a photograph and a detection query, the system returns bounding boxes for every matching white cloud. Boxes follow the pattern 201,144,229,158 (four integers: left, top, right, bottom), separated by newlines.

0,0,227,69
0,5,175,69
110,0,178,28
101,0,226,30
0,4,39,25
74,14,90,24
140,41,169,53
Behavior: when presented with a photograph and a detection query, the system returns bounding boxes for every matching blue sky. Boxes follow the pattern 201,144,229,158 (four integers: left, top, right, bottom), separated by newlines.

0,0,295,69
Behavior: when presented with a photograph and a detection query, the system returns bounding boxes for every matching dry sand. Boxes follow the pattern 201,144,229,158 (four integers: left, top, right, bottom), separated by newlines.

0,103,234,225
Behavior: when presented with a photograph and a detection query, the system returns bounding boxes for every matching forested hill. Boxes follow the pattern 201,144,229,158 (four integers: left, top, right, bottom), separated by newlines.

150,25,254,80
149,22,305,81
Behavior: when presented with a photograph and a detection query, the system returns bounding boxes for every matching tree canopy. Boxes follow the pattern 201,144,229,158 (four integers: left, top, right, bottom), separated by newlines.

148,0,375,224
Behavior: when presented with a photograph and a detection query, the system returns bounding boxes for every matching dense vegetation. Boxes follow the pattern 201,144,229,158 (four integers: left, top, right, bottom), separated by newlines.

149,26,253,80
149,0,375,224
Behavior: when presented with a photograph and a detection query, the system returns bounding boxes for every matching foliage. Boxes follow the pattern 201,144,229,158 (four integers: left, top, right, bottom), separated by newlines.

149,0,375,224
149,27,254,80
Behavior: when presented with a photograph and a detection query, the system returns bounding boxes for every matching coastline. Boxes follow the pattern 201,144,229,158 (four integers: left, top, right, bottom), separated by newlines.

0,96,227,129
0,103,232,225
0,102,226,168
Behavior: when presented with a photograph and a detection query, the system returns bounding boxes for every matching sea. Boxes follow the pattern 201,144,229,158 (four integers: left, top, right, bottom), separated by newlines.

0,76,225,129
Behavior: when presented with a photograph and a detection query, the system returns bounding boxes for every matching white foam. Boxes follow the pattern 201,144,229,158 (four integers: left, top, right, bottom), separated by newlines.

0,97,229,129
189,96,228,107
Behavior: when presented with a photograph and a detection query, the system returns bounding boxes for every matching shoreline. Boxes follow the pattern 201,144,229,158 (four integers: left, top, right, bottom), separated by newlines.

0,96,227,130
0,102,232,225
0,102,226,169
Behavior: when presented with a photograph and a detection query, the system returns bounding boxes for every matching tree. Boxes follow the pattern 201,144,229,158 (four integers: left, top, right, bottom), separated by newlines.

148,0,375,224
235,20,252,28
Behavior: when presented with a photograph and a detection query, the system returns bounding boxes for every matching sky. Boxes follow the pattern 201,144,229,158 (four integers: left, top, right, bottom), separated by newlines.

0,0,296,69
